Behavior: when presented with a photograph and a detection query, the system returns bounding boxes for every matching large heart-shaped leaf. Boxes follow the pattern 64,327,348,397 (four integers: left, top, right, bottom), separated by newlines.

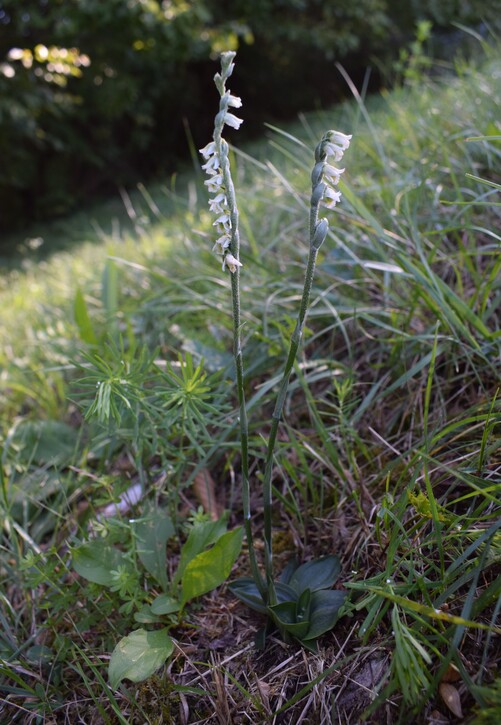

109,628,174,689
288,556,341,594
181,527,243,606
303,589,347,641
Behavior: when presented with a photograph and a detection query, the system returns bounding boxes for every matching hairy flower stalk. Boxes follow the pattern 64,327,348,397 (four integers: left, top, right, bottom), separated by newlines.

200,52,266,598
262,130,351,603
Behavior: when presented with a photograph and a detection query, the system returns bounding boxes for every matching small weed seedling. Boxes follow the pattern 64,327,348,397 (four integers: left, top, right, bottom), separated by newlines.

200,51,351,650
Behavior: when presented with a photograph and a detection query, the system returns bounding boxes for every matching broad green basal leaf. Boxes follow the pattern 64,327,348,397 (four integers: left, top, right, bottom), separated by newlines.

288,556,341,594
303,589,347,641
133,507,175,591
173,513,229,587
72,539,133,586
134,604,164,624
268,601,310,639
228,577,267,614
150,593,181,616
109,628,174,689
228,578,299,614
7,419,78,468
181,527,243,606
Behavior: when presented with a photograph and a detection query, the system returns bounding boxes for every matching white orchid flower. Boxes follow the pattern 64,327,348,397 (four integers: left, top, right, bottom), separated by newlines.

222,252,242,273
324,164,345,186
199,141,217,159
224,112,243,130
323,186,342,208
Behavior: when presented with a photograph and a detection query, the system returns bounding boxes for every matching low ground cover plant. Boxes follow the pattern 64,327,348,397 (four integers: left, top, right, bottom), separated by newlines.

0,37,500,724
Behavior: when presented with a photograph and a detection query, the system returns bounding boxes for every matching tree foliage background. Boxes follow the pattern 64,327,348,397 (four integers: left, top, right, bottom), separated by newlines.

0,0,498,231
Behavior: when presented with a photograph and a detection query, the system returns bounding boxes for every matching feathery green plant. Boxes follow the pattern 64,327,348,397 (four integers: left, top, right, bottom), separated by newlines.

199,51,351,650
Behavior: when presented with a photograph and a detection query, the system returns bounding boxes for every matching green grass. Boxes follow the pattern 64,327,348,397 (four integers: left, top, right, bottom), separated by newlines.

1,42,500,723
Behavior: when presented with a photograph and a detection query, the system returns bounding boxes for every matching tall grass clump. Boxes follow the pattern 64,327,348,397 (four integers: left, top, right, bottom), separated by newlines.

0,38,500,724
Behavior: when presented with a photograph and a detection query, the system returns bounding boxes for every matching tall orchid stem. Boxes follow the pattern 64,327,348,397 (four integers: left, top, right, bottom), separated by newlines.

262,154,328,604
203,55,345,613
217,134,267,601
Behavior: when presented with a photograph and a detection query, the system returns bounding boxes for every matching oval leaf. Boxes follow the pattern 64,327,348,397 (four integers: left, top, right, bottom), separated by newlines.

181,527,243,606
173,514,229,586
268,601,311,640
72,540,131,586
134,605,164,624
279,558,299,585
150,593,181,616
303,589,347,641
288,556,341,594
439,682,463,719
109,628,174,690
228,577,267,614
275,581,300,604
268,600,297,625
297,588,311,618
133,508,175,591
229,579,299,614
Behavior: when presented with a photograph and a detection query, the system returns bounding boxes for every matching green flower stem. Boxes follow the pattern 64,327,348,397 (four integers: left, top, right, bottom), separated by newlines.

218,136,266,600
230,272,266,598
262,158,328,604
